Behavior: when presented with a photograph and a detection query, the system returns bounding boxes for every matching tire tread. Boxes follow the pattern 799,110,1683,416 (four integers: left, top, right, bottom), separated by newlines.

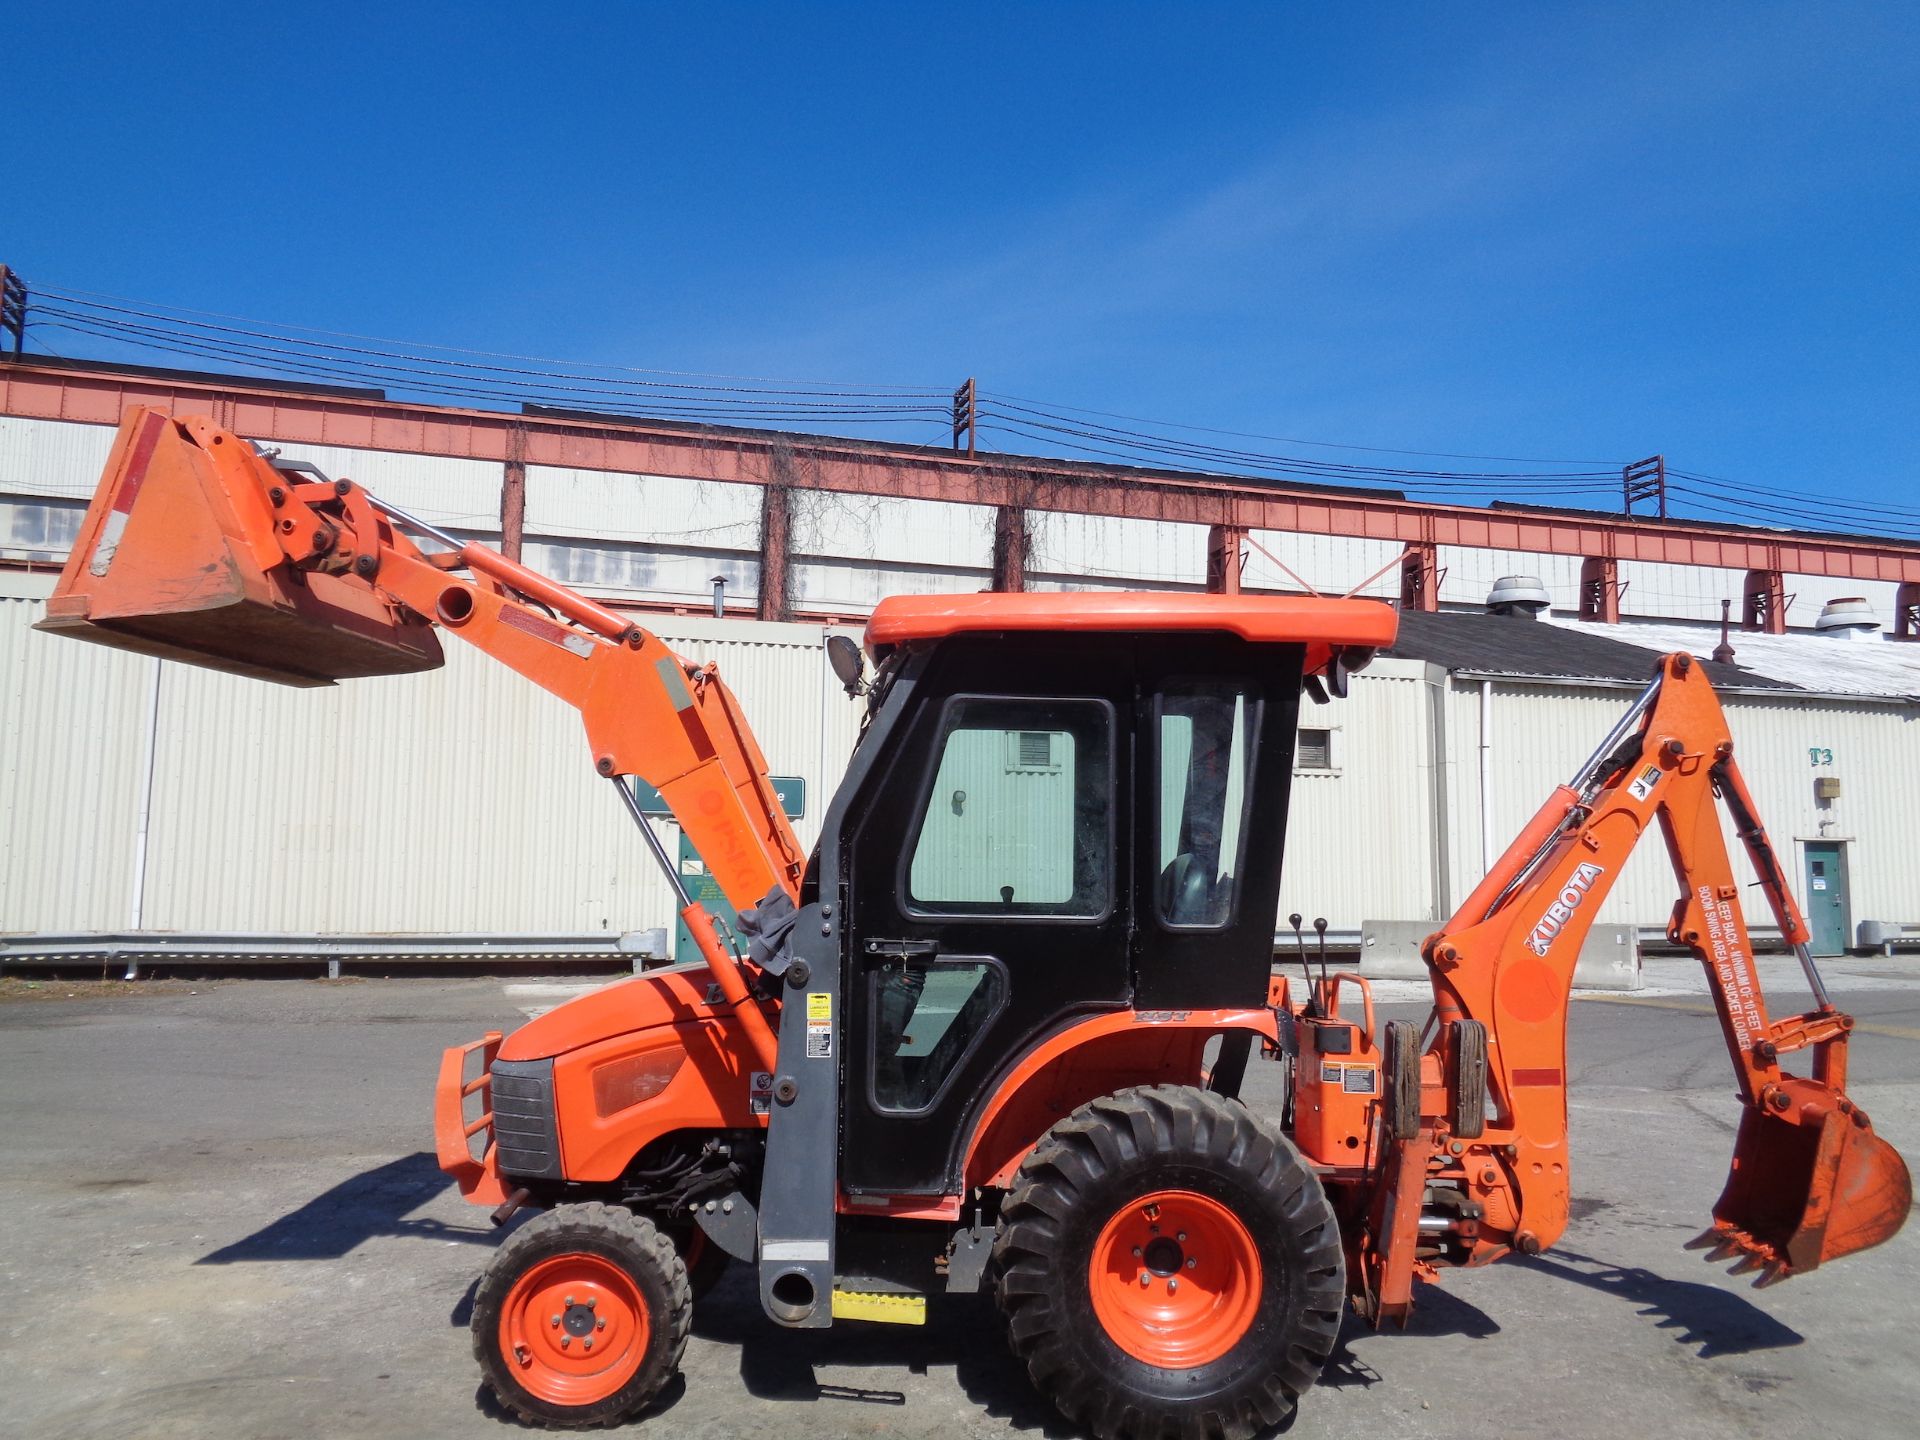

993,1085,1344,1440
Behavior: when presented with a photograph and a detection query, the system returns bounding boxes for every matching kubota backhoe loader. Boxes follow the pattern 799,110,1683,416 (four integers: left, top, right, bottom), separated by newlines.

38,407,1911,1439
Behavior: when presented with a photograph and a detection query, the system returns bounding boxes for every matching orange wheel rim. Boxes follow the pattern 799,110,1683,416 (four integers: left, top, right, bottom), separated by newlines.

496,1252,649,1406
1088,1189,1262,1368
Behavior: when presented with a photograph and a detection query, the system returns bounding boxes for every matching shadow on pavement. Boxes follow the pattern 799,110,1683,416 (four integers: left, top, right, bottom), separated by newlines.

473,1372,688,1427
1516,1247,1804,1357
197,1151,490,1264
692,1273,1078,1435
1323,1282,1501,1389
451,1274,480,1327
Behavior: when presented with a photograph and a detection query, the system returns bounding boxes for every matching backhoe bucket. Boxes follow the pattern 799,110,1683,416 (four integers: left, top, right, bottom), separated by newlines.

1695,1078,1911,1281
35,409,442,686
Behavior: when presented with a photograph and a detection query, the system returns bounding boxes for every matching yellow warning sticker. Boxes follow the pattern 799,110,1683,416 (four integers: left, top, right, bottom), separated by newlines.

807,992,832,1021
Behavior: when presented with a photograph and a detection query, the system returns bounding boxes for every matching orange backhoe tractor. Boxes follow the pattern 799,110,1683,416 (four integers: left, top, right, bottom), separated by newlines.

40,408,1911,1438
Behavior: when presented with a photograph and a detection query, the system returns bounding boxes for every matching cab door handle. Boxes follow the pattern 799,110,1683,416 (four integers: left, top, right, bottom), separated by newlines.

864,938,939,960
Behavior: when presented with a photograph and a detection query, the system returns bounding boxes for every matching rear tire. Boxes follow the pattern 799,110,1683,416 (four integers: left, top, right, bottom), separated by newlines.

472,1202,690,1428
993,1085,1344,1440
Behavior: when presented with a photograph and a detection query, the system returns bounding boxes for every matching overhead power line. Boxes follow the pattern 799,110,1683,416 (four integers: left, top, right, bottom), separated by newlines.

15,276,1916,542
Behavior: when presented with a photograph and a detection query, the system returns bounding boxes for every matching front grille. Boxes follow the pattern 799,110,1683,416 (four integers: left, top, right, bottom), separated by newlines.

490,1058,563,1180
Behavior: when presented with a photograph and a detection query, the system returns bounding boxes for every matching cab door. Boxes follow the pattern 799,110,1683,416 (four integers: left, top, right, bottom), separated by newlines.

839,635,1134,1196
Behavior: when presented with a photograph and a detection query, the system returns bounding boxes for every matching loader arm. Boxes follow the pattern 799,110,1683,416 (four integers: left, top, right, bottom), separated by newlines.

1355,652,1909,1318
38,409,803,1066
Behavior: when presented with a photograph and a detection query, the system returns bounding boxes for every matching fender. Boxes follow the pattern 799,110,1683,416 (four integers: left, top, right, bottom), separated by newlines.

961,1008,1280,1191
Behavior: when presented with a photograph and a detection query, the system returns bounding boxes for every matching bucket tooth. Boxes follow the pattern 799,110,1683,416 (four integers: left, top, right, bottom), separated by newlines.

1727,1253,1766,1277
1753,1262,1792,1290
1682,1227,1723,1252
1704,1240,1742,1263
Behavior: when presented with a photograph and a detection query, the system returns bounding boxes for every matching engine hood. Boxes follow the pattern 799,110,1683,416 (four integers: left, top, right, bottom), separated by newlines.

499,962,724,1063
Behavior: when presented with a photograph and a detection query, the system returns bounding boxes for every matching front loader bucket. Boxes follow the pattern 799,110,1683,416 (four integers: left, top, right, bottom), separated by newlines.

1692,1078,1912,1282
35,409,441,686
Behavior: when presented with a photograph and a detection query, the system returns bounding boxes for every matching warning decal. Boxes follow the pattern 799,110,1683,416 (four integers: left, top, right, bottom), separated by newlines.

1627,764,1662,803
805,992,833,1058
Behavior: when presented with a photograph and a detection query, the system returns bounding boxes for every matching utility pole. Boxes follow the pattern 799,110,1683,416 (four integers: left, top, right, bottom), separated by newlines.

1622,455,1666,518
951,377,977,460
0,266,26,357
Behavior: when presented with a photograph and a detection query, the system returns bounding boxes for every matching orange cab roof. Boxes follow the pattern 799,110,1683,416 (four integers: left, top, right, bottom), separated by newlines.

865,592,1398,672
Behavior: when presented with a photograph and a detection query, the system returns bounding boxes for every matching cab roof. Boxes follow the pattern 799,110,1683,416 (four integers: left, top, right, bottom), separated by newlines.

865,592,1399,675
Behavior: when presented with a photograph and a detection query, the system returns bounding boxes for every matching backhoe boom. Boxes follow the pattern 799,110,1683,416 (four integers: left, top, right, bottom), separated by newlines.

1353,652,1911,1318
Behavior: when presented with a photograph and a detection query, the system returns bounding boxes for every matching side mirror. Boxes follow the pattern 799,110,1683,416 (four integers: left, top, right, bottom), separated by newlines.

1323,645,1375,701
826,633,867,696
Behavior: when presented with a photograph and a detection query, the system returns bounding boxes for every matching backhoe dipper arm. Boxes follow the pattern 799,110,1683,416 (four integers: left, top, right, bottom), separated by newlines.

1407,651,1907,1291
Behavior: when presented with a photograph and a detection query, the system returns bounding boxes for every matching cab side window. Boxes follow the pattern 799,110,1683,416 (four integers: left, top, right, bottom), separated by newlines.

905,697,1113,918
1157,684,1257,928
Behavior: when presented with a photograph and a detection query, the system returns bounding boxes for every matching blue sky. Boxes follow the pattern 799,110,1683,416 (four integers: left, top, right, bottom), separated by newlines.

10,2,1918,529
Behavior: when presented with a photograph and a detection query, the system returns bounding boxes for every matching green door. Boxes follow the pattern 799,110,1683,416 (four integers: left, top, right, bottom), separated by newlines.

1803,841,1851,957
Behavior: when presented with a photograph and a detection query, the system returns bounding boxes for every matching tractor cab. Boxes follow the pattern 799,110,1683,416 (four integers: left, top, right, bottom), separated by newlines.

819,593,1395,1199
741,592,1396,1344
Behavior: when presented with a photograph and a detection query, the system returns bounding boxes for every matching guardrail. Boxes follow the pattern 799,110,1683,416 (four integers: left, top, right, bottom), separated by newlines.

0,930,670,979
3,920,1907,981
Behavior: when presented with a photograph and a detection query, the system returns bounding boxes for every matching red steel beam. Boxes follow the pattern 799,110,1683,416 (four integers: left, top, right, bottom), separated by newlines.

6,359,1919,583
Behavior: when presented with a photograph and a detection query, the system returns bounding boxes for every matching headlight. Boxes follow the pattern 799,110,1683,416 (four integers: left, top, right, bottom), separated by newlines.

591,1047,688,1118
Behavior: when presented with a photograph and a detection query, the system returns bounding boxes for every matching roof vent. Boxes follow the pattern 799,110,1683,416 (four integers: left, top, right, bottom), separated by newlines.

1814,596,1880,639
1487,575,1551,619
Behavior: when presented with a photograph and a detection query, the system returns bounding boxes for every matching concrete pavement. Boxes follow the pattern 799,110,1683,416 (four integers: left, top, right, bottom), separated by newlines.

1,972,1915,1440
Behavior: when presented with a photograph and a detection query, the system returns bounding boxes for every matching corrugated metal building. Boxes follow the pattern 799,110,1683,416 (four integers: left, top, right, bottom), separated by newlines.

2,385,1917,961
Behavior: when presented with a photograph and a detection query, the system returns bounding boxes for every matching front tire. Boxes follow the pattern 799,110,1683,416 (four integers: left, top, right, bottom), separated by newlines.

472,1202,690,1428
993,1085,1344,1440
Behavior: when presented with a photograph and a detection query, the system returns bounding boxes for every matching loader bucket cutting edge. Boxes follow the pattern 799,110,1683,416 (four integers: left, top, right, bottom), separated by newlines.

1703,1080,1911,1279
34,409,443,685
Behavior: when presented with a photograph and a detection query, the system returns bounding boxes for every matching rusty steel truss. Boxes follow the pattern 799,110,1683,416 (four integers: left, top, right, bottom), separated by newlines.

4,359,1917,627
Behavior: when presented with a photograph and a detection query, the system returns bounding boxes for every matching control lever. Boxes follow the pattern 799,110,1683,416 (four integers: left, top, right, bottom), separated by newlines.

1314,917,1332,999
1290,913,1318,1017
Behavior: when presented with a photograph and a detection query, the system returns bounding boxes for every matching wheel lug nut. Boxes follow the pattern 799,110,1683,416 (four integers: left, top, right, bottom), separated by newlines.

595,1317,606,1331
564,1295,575,1307
1132,1246,1142,1258
1176,1232,1187,1242
560,1335,571,1350
1140,1272,1151,1287
1168,1278,1179,1293
550,1314,561,1327
586,1296,596,1310
583,1338,593,1352
1185,1257,1196,1269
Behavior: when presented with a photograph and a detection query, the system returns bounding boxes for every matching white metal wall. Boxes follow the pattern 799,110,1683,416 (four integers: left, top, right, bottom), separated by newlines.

1030,513,1207,589
0,579,150,929
792,492,995,614
1245,531,1402,598
1444,679,1920,932
0,572,865,936
1280,660,1442,924
6,562,1915,940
